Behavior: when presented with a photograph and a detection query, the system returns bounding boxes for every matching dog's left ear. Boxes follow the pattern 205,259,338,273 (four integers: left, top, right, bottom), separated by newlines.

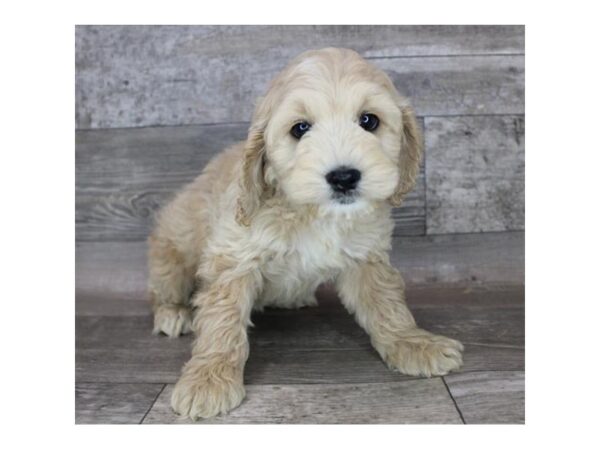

389,105,423,207
235,109,272,226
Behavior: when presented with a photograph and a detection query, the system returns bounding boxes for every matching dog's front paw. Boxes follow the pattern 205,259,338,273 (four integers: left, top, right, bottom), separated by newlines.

152,304,193,337
382,328,464,377
171,361,245,420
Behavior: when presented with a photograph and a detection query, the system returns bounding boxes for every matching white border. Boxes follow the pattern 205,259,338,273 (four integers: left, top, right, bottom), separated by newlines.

3,0,600,447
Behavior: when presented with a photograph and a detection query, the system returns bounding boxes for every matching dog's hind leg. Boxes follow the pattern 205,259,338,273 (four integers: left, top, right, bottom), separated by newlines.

148,234,195,337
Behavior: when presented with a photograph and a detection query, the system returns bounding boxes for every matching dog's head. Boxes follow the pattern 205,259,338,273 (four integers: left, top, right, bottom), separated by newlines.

236,47,422,226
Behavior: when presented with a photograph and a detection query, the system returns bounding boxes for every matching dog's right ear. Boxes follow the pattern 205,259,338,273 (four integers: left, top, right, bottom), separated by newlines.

235,99,271,227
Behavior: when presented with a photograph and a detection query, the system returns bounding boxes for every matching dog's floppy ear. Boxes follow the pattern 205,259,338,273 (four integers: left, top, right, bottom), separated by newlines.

235,101,271,227
389,105,423,207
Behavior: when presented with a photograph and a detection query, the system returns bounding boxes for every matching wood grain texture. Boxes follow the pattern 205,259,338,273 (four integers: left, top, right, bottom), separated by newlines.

76,25,524,129
142,379,462,424
425,116,525,234
445,371,525,424
75,382,164,424
75,232,524,309
389,231,524,285
76,123,243,242
376,55,523,116
75,26,525,239
76,288,523,384
75,240,148,302
75,123,425,241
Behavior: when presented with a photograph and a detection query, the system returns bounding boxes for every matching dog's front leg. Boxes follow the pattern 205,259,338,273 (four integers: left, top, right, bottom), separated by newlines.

171,270,261,420
336,257,463,377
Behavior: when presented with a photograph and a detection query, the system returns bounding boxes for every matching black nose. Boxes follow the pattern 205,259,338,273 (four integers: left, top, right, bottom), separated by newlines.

325,167,362,193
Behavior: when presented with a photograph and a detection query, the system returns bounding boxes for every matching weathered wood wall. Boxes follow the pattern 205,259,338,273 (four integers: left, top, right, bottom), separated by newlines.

75,25,524,241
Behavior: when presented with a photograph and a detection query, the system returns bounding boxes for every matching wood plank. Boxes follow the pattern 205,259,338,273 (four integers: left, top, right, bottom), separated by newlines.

75,382,164,424
390,231,524,285
75,240,148,302
445,371,525,424
77,283,524,317
76,292,523,384
75,123,424,241
75,232,524,309
76,25,524,129
75,123,243,242
425,116,525,234
142,379,462,424
375,55,523,116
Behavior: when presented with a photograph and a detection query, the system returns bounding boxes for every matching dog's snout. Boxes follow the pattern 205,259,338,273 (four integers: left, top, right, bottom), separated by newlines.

326,166,362,193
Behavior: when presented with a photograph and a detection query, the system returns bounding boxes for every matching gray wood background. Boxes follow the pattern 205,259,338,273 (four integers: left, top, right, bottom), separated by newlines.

75,25,524,241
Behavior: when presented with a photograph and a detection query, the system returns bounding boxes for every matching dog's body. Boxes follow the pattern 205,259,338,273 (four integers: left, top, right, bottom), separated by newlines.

148,48,463,420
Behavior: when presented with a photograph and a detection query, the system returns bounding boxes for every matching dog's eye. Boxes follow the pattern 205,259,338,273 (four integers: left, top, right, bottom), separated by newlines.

359,113,379,132
290,121,311,139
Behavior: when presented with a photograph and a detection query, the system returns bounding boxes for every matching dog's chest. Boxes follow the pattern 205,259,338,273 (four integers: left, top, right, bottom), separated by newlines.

239,205,393,307
252,224,347,307
260,217,376,292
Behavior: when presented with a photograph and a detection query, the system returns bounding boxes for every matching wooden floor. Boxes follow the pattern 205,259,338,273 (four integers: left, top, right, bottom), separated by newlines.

75,233,524,424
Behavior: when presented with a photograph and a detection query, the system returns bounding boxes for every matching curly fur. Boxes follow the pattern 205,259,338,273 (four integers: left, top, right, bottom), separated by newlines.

148,48,463,420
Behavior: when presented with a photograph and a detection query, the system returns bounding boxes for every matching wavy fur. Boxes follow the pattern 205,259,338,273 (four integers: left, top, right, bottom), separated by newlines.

148,48,462,420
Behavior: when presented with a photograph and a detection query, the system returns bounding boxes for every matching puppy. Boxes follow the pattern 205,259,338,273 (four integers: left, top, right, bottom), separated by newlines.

148,48,463,420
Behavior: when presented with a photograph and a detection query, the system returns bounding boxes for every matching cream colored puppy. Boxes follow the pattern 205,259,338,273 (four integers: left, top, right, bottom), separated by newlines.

148,48,463,420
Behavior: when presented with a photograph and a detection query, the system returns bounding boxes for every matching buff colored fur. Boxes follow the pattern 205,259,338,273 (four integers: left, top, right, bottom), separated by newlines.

148,48,463,420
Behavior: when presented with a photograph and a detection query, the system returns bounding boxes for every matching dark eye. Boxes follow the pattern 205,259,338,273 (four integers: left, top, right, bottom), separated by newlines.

359,113,379,132
290,121,311,139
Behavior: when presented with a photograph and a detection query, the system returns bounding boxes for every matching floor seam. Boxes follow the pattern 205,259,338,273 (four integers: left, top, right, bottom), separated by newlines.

139,383,166,424
364,52,524,61
442,376,466,424
76,369,525,385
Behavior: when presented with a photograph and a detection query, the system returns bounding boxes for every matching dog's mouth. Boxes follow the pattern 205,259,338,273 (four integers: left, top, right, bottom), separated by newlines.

331,190,358,205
